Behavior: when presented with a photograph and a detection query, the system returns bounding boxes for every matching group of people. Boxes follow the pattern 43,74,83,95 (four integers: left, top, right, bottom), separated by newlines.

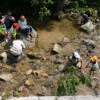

0,11,35,60
69,51,99,76
0,11,99,76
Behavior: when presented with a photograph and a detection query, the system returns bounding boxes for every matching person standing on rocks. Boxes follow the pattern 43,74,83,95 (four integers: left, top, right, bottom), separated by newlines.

86,56,99,76
69,51,83,70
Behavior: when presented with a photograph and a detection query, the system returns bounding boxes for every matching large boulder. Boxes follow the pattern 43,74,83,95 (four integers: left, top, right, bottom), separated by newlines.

81,20,96,32
20,29,37,48
53,11,67,20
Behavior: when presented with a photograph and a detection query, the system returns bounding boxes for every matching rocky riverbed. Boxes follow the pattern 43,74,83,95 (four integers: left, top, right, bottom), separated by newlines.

0,17,100,99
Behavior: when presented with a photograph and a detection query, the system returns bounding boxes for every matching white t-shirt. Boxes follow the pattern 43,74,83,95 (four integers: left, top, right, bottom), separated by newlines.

18,19,28,29
10,40,25,56
72,52,81,59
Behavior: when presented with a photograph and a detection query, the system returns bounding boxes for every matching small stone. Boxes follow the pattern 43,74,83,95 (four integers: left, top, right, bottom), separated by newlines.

25,78,33,86
41,57,46,61
55,59,63,64
27,52,39,59
52,43,62,54
0,74,12,82
44,81,54,88
62,37,70,43
26,69,33,75
82,39,95,45
42,73,49,78
58,64,65,71
41,86,47,93
18,86,24,92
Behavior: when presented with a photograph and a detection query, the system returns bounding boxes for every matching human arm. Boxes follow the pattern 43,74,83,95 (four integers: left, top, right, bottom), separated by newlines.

21,41,25,49
80,58,83,68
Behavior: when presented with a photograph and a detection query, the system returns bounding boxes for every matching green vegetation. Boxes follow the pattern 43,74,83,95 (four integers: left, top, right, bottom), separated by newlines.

55,67,92,96
0,0,100,21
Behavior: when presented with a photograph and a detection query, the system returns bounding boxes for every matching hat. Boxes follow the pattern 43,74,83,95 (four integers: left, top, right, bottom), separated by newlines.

90,56,98,62
13,23,19,30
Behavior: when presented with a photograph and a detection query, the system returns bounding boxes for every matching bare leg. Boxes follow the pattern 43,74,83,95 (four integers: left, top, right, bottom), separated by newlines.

90,69,94,76
4,33,8,42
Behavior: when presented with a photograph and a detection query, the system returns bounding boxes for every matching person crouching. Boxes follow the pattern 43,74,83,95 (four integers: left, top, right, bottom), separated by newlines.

69,52,82,70
10,34,25,62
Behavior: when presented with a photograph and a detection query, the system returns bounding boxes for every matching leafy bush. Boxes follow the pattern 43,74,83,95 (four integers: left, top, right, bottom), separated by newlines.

55,66,92,96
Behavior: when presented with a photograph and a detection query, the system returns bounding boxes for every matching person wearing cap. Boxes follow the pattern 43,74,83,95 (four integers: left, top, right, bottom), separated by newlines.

9,22,19,39
18,15,33,40
86,56,99,76
69,51,82,69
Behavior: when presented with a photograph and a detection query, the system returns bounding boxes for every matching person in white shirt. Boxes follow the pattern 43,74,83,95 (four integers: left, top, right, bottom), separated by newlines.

10,34,25,56
69,51,82,69
18,15,33,39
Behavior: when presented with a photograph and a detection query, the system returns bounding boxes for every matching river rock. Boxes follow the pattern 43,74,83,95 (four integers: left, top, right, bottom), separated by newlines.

81,39,95,45
26,69,33,75
58,64,65,71
55,59,63,64
41,86,47,94
18,86,24,92
20,29,37,48
44,81,54,88
52,43,62,54
42,73,49,78
27,52,39,59
53,11,66,20
62,37,70,43
81,20,96,32
0,74,12,82
58,11,67,20
25,78,34,86
0,52,7,63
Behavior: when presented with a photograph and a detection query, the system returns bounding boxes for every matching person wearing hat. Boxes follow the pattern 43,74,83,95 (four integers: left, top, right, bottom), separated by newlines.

9,22,19,39
86,56,99,76
18,15,33,40
69,51,83,70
